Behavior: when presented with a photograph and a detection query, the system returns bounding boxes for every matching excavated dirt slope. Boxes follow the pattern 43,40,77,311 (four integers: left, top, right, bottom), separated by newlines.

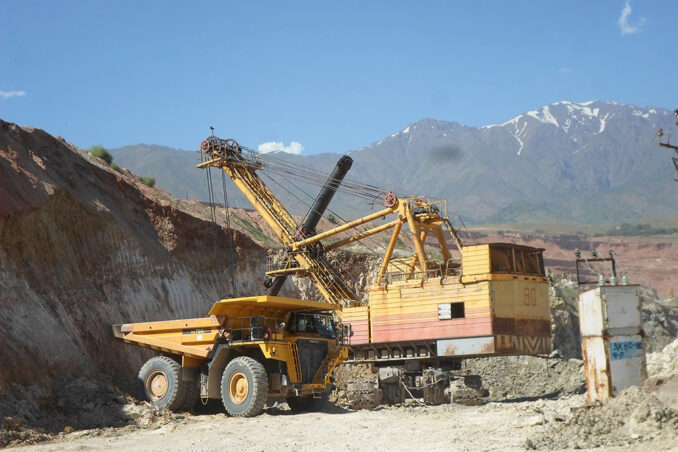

0,120,285,433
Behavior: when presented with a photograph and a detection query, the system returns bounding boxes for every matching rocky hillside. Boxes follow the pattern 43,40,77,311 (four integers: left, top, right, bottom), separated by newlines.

110,101,678,224
0,120,285,400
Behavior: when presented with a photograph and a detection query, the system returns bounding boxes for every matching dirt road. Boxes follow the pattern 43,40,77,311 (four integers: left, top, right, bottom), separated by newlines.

10,396,678,452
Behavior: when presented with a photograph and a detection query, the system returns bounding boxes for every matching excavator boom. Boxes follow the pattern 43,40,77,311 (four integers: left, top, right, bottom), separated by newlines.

198,136,360,306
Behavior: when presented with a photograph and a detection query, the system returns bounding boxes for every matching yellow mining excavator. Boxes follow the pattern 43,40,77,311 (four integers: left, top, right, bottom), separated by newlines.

113,135,551,413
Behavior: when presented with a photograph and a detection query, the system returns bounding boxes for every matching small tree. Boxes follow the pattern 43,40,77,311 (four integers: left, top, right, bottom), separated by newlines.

89,145,113,165
139,176,156,187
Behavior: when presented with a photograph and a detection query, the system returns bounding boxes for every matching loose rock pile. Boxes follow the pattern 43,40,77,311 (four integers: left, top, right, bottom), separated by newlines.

0,417,52,449
525,338,678,449
463,356,585,400
330,364,379,408
0,376,179,448
647,337,678,378
525,386,678,449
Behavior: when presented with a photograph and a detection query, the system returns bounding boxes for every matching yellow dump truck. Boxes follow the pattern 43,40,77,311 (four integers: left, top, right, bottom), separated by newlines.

113,296,347,416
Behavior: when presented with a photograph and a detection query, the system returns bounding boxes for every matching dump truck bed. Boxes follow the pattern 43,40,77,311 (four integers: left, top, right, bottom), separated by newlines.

113,295,339,358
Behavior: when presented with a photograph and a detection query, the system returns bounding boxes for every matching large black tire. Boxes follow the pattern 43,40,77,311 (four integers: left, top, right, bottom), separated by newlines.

286,394,329,413
221,356,268,417
138,356,187,411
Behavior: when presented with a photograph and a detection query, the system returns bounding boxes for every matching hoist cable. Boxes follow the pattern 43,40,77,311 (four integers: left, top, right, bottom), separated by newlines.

221,170,237,296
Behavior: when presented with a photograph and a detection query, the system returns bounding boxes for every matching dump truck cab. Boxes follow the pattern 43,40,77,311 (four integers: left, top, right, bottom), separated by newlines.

113,296,348,416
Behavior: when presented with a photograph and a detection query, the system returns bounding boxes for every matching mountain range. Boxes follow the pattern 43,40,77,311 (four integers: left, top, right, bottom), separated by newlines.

109,101,678,224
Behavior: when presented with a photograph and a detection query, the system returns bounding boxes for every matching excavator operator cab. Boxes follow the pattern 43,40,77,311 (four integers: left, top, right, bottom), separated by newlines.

489,244,545,276
288,312,337,339
412,198,440,215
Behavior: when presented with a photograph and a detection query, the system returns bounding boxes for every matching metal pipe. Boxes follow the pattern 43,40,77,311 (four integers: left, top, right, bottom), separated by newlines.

291,205,398,250
432,225,452,264
377,220,404,282
324,219,401,251
443,218,464,251
405,202,428,277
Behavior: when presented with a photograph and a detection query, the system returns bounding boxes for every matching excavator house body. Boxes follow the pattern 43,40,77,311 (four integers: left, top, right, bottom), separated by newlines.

344,243,551,363
113,296,348,405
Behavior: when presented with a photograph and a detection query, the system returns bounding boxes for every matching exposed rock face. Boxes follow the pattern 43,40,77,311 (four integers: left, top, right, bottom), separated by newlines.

642,297,678,353
0,120,273,395
548,278,582,359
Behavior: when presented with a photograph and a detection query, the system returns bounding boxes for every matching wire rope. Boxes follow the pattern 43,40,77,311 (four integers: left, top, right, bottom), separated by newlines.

221,170,237,296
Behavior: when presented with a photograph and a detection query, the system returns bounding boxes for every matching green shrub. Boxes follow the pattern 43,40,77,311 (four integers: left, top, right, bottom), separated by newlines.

111,162,121,171
597,223,678,237
139,176,156,187
89,145,113,165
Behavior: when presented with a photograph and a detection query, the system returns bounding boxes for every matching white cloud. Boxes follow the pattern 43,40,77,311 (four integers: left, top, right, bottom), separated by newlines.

0,90,26,99
618,0,646,36
257,141,304,155
558,67,573,74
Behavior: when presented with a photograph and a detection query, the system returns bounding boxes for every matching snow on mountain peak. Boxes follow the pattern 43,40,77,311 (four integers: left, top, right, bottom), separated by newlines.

361,101,664,156
632,107,657,119
560,101,600,118
487,100,601,129
483,101,665,132
526,105,560,127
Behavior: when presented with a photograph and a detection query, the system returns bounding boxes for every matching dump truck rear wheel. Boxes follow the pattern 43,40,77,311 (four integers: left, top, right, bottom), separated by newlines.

138,356,187,411
221,356,268,417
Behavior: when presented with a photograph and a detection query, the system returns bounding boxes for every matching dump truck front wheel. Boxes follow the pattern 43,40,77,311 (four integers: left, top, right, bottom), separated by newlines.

221,356,268,417
138,356,187,410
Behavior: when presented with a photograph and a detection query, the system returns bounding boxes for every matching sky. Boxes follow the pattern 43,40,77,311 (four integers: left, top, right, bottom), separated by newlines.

1,0,676,154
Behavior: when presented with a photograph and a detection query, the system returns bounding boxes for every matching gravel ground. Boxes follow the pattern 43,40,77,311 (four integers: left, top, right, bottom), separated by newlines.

7,395,678,452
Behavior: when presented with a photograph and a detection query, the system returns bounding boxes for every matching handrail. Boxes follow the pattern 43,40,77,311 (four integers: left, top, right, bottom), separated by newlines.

227,316,285,343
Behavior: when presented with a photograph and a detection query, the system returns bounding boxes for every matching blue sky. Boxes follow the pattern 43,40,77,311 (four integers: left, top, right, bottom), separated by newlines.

1,1,676,154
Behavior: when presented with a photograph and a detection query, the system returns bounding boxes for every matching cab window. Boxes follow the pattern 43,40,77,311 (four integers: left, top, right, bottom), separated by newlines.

489,245,544,276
